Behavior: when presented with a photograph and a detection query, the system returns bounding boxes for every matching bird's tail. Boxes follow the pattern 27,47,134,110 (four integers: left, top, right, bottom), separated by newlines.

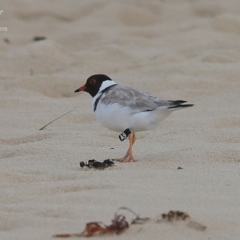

167,100,194,109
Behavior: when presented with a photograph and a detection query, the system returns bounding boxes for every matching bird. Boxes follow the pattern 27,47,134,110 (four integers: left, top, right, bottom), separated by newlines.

74,74,193,162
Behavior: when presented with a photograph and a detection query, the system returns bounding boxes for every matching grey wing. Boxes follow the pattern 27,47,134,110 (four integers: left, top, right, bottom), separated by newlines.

101,85,170,113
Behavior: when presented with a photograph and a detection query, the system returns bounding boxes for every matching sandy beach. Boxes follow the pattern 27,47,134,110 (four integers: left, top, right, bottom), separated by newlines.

1,0,240,239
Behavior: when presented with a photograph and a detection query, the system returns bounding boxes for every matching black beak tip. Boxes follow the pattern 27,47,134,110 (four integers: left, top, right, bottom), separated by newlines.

74,89,80,93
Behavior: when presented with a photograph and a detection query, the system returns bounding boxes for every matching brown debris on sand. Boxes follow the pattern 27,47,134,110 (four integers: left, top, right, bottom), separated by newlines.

53,208,206,238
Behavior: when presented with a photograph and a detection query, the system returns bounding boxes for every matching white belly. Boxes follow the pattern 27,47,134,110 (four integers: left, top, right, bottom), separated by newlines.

93,102,171,133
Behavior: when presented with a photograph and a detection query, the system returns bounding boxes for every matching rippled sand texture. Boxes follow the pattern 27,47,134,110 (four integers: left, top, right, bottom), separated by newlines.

1,0,240,239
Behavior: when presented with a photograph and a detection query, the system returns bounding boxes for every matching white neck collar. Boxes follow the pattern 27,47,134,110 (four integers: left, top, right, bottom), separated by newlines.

99,80,117,92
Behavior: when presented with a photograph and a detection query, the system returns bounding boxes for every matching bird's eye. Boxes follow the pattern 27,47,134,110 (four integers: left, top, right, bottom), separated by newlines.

89,79,96,85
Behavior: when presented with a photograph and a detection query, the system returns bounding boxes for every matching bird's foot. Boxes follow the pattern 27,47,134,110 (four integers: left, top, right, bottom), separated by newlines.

116,155,137,162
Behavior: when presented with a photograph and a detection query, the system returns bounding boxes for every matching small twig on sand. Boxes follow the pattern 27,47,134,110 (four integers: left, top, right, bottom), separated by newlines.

39,107,78,130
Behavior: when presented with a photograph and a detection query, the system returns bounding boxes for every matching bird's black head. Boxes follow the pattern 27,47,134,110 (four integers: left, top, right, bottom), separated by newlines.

74,74,112,97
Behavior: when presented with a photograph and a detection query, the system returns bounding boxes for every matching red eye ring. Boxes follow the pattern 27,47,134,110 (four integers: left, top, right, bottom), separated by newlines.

89,79,96,85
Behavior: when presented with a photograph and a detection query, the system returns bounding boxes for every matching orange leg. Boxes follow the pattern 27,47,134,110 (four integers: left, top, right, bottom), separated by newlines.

117,133,137,162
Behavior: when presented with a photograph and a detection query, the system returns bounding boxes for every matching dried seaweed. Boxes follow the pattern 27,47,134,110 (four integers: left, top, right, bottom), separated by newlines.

79,159,114,169
161,210,190,222
158,210,207,231
117,207,150,225
53,208,206,238
53,209,130,238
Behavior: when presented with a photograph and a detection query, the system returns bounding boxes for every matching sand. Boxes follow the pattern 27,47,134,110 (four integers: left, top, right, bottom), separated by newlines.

1,0,240,239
